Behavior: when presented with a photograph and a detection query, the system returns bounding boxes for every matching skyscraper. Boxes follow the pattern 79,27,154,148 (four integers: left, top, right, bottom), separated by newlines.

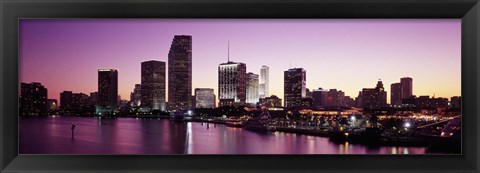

284,68,306,108
141,60,166,111
401,77,413,99
97,69,118,114
168,35,193,111
390,77,413,107
246,72,259,105
195,88,216,108
20,82,48,116
259,65,269,98
390,83,402,106
218,61,247,107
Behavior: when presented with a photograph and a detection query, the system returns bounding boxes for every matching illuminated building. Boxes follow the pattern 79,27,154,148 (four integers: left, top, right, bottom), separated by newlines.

246,72,259,105
97,69,118,114
284,68,306,108
195,88,216,108
168,35,193,111
20,82,48,116
141,60,166,111
259,65,269,98
218,61,247,107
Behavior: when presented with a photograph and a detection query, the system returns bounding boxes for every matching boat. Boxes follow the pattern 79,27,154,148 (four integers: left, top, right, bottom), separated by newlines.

225,119,244,128
244,109,275,133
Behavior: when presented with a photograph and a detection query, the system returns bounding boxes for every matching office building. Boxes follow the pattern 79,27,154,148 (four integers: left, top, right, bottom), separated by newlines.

284,68,306,108
259,65,269,98
141,60,166,111
97,69,118,114
218,61,247,107
20,82,48,116
195,88,216,108
360,80,387,110
246,72,259,105
168,35,193,111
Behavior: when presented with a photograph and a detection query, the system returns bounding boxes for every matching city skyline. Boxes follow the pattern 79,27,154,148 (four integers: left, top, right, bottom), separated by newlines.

20,19,461,104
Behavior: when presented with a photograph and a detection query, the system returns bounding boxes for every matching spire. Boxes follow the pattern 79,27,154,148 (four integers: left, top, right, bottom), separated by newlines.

227,40,230,62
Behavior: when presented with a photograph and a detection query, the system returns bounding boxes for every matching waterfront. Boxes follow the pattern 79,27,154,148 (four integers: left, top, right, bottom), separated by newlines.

20,116,430,154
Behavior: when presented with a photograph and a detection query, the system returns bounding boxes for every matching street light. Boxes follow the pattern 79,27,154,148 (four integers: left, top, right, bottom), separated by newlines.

351,115,356,127
404,122,411,128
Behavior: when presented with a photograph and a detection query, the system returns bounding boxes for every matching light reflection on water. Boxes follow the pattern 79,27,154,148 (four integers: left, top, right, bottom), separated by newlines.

20,116,427,154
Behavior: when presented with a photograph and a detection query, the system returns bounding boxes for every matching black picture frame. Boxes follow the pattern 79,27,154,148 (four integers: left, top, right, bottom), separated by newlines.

1,0,479,172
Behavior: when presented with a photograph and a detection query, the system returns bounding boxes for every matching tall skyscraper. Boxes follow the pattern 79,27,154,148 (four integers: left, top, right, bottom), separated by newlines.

218,61,247,107
141,60,166,111
390,83,402,106
246,72,259,105
284,68,306,108
130,84,142,107
168,35,193,111
401,77,413,99
20,82,48,116
259,65,269,98
195,88,216,108
97,69,118,114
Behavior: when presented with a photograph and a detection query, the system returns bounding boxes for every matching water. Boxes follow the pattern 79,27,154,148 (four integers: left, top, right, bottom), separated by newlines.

20,116,427,154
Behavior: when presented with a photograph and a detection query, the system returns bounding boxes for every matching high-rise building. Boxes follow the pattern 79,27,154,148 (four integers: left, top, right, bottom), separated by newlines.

218,61,247,107
401,77,413,99
259,65,269,98
168,35,193,111
284,68,306,108
72,93,90,114
130,84,142,107
390,83,402,106
195,88,216,108
259,95,282,108
60,91,73,112
20,82,48,116
360,80,387,110
97,69,118,114
246,72,259,105
141,60,166,111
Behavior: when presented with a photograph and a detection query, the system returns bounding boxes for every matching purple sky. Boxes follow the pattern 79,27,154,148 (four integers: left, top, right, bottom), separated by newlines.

20,19,461,104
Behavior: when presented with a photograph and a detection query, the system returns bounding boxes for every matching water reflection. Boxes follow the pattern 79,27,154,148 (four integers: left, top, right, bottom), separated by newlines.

20,116,427,154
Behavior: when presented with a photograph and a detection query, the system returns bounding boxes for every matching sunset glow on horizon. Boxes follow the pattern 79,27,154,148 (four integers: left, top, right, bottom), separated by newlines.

19,19,461,105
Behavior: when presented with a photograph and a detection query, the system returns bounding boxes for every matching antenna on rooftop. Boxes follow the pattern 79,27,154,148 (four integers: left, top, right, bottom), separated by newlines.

228,40,230,62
